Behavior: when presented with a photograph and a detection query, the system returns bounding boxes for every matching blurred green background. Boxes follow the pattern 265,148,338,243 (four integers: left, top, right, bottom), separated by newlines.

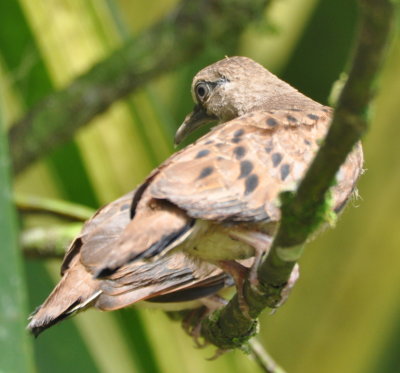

1,0,399,372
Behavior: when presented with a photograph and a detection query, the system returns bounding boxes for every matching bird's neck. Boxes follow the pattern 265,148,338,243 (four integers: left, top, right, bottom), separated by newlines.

257,91,323,112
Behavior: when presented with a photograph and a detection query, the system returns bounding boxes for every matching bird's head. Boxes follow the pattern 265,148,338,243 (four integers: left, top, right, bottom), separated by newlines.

174,56,297,145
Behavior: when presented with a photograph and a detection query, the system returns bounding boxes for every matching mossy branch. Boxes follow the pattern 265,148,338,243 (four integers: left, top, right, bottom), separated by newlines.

9,0,270,175
201,0,396,349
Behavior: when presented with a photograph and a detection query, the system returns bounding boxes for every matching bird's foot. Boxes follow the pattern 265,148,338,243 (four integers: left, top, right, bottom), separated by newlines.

218,260,252,319
181,306,210,348
228,230,273,289
207,348,228,360
276,263,300,308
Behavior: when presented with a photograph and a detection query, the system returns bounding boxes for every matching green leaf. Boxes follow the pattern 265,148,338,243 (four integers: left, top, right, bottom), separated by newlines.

0,88,35,373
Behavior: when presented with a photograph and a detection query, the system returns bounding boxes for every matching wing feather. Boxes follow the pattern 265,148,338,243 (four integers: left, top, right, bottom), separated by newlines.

150,109,331,223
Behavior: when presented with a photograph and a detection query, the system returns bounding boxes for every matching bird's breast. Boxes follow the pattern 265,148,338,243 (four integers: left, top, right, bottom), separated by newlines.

175,220,268,262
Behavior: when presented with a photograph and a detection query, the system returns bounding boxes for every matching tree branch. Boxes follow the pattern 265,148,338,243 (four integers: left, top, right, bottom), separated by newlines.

18,196,93,259
9,0,270,174
248,338,286,373
201,0,396,349
15,194,94,221
21,223,82,259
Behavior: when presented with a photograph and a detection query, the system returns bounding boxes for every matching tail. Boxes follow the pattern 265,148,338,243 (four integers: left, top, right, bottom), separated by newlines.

27,259,100,337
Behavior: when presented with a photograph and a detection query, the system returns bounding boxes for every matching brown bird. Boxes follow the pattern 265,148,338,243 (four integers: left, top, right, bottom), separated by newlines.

28,56,363,336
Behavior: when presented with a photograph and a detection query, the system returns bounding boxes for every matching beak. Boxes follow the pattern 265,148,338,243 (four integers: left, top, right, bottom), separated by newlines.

174,104,217,146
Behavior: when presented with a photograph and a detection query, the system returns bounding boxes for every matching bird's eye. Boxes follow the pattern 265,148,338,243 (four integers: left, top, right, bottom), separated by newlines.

195,82,210,102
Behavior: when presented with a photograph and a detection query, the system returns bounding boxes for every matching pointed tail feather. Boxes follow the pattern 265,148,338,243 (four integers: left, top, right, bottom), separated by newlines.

27,260,100,337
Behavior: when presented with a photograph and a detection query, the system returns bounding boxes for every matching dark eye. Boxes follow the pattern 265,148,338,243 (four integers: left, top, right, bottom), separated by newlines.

195,82,210,102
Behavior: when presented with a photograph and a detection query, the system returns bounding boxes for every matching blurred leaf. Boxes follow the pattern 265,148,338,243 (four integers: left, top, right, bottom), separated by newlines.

0,1,114,371
0,85,34,372
282,0,358,103
0,0,98,207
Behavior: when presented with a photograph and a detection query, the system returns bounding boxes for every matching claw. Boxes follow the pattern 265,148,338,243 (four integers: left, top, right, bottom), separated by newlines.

181,298,227,348
207,348,228,360
181,306,208,346
276,263,300,307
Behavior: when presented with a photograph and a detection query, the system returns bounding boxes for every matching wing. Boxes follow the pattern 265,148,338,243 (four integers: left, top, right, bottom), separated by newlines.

29,189,230,335
97,252,228,310
149,108,333,223
73,191,226,295
61,191,134,275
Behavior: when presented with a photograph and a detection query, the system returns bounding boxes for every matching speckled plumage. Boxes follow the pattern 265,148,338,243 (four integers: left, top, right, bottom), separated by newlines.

28,57,363,336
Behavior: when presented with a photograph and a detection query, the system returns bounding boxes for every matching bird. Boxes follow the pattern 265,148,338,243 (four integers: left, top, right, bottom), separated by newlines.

28,56,363,336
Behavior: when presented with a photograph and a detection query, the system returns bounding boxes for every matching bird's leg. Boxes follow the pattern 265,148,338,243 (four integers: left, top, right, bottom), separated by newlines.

215,231,272,318
217,260,252,318
228,230,273,287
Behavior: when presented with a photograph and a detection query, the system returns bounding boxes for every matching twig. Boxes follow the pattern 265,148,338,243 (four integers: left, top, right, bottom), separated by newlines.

17,195,93,259
248,338,286,373
9,0,271,174
21,223,81,259
15,193,94,221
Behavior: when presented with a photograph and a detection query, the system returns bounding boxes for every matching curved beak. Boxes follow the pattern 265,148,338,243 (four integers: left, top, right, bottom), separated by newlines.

174,104,217,146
